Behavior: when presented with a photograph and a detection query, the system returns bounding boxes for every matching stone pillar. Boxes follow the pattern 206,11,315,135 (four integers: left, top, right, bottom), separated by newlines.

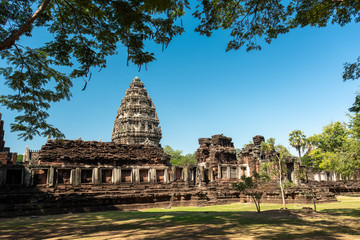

74,168,81,186
170,166,176,182
198,165,206,186
113,168,121,184
246,164,250,177
183,166,189,185
133,168,140,183
226,166,231,179
150,168,156,183
24,167,32,187
218,165,222,179
48,167,55,187
208,167,214,182
93,168,101,185
237,166,241,179
0,167,5,186
164,168,169,183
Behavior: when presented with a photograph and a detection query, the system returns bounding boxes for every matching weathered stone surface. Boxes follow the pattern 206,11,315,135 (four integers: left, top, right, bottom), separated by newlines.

38,139,170,166
195,134,237,165
111,77,162,146
253,135,265,145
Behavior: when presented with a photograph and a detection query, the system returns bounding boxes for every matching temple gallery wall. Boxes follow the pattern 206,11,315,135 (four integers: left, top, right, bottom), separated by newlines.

0,77,359,217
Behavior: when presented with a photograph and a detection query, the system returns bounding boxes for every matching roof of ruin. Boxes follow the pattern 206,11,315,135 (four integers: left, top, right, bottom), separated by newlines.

37,139,170,166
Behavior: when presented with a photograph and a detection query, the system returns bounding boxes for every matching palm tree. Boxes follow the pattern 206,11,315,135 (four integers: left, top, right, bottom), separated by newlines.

289,130,306,166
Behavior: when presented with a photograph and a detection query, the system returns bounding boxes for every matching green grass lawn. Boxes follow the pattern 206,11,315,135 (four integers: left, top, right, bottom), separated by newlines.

1,195,359,239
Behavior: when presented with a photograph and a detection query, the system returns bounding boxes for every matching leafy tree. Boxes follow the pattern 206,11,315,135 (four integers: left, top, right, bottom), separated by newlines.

17,154,24,163
0,0,188,140
261,138,290,210
163,145,197,166
232,171,269,213
305,119,360,179
289,130,306,166
164,145,183,166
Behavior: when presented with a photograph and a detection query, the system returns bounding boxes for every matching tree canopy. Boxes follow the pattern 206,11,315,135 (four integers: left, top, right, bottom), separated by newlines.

163,145,197,166
0,0,188,140
1,0,360,139
302,118,360,179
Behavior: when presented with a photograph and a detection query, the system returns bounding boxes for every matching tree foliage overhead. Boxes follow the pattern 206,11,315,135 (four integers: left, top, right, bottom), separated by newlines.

0,0,188,140
2,0,360,140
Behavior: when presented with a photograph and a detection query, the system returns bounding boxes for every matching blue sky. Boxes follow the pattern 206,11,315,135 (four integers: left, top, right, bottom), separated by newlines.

1,7,360,156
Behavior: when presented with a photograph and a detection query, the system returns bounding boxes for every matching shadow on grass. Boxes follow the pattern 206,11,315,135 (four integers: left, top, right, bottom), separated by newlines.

321,208,360,217
1,209,359,240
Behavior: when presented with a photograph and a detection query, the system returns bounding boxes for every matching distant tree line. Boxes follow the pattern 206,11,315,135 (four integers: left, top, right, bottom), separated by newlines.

289,113,360,180
163,145,197,166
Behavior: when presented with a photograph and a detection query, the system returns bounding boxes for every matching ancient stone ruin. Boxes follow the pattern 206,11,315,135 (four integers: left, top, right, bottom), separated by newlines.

0,113,17,166
0,77,353,217
111,77,162,146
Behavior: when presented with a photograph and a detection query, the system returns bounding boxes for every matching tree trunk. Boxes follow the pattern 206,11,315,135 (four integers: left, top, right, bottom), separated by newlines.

0,0,51,50
278,159,286,210
298,149,302,166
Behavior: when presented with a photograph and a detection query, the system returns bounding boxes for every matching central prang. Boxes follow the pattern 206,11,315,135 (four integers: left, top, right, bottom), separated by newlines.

111,77,162,146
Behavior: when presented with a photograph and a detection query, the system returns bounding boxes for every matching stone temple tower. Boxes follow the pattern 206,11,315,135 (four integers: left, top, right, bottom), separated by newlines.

111,77,162,146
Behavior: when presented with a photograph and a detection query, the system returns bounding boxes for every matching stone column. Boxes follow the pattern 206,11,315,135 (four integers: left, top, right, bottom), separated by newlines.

24,167,32,187
0,167,5,186
218,165,222,179
164,168,169,183
150,168,156,183
183,166,189,185
93,168,101,185
208,167,214,182
170,166,176,182
133,168,140,183
226,166,231,179
74,168,81,186
198,165,206,186
113,168,121,184
48,167,55,187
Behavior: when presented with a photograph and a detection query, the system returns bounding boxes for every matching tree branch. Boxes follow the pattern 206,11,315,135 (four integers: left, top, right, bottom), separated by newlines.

0,0,51,51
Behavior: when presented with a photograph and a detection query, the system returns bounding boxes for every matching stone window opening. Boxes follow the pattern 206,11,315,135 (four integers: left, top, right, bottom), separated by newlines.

34,169,48,185
5,169,22,185
230,167,237,179
81,169,93,184
102,169,113,184
140,169,149,182
156,169,164,183
121,169,132,182
57,169,71,184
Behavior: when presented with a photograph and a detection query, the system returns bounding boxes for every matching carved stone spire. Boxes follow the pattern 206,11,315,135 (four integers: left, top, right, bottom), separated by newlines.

111,77,162,146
